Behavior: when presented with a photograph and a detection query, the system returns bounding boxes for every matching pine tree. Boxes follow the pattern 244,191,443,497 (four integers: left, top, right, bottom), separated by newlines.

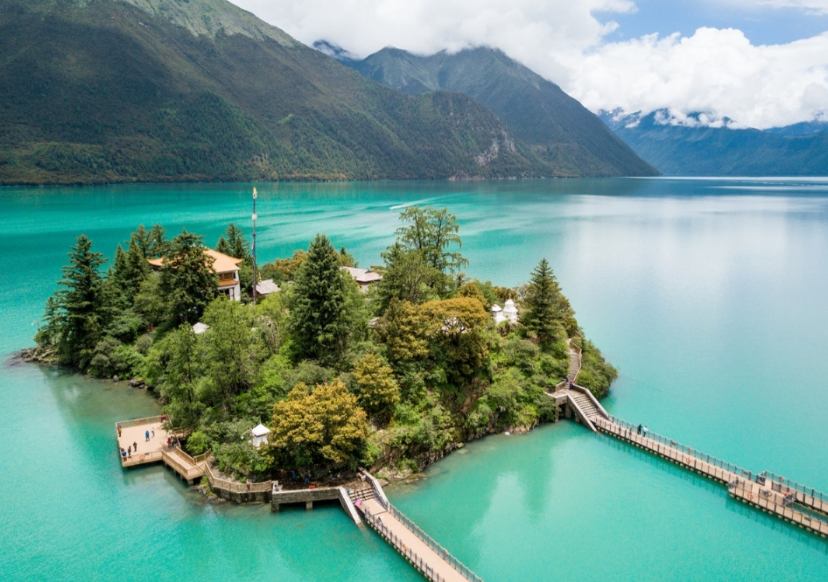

225,223,250,260
290,234,349,365
57,235,112,368
148,224,168,258
121,234,150,303
159,230,218,325
215,235,232,256
522,259,575,346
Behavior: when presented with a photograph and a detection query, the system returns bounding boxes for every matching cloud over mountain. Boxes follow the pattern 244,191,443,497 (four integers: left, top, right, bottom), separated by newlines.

230,0,828,129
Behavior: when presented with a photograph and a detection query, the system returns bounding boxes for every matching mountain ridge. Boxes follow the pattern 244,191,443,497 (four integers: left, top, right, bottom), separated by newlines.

342,45,658,178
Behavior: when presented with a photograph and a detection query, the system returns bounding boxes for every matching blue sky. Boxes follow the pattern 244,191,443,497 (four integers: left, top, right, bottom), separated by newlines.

235,0,828,128
605,0,828,45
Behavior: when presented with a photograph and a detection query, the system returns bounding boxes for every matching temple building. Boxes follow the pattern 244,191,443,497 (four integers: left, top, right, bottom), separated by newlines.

491,299,519,324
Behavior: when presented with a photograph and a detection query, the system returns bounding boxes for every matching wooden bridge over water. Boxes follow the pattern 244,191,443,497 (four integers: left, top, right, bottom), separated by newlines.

550,339,828,538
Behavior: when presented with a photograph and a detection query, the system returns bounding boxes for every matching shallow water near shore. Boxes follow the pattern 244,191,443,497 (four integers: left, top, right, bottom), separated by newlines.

2,177,828,580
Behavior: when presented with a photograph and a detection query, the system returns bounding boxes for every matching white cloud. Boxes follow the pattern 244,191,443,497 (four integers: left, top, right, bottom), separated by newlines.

568,28,828,129
230,0,828,129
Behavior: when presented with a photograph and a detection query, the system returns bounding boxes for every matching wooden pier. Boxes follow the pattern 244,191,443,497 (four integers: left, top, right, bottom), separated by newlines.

549,341,828,539
353,472,484,582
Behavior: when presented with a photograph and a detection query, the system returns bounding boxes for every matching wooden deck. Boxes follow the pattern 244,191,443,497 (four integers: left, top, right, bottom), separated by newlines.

116,416,208,483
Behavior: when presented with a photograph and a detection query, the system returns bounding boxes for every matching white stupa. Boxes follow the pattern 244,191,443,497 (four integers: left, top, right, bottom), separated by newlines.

502,299,519,324
250,423,271,448
491,304,505,324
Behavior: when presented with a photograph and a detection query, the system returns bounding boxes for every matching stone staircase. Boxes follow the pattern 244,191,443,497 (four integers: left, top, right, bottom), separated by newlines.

569,390,600,422
568,341,582,383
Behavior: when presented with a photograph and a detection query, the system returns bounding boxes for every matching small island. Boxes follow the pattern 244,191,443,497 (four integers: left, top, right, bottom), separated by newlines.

29,205,616,488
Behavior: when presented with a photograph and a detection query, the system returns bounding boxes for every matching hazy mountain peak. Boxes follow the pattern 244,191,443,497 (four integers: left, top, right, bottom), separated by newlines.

312,40,358,62
115,0,298,45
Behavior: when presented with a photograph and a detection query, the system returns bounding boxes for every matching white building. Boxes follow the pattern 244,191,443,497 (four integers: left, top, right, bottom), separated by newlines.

148,248,244,301
341,266,383,292
491,299,519,324
250,424,271,449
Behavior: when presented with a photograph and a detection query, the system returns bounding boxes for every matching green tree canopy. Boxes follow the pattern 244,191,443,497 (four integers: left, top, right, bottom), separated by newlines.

269,379,370,469
159,230,217,325
289,234,349,365
395,206,468,275
351,353,400,424
375,242,442,311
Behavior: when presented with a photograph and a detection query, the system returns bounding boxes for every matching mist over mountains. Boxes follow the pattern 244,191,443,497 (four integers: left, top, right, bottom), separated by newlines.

601,111,828,176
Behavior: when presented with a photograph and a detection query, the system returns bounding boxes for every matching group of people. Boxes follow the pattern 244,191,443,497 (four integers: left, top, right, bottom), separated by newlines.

636,424,649,436
120,441,139,461
118,426,161,462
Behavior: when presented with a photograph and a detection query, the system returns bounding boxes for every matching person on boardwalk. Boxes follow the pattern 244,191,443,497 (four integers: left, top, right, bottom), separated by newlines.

117,424,122,438
145,430,150,442
643,426,649,437
151,428,155,438
121,448,127,461
133,441,137,452
127,446,132,458
637,424,642,435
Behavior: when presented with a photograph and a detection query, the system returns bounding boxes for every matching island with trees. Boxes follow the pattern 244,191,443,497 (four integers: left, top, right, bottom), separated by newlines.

30,206,616,487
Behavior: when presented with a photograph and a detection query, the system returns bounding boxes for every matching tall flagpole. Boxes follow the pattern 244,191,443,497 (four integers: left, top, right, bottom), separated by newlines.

252,186,258,305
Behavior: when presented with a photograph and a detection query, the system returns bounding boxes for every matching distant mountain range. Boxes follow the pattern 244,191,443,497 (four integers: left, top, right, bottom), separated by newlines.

601,111,828,176
324,44,657,178
0,0,656,185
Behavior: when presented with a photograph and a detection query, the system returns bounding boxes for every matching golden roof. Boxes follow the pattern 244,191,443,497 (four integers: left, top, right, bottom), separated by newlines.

147,248,243,274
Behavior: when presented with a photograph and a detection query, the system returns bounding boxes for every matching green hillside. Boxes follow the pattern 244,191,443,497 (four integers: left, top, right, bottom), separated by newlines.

348,47,658,177
0,0,553,184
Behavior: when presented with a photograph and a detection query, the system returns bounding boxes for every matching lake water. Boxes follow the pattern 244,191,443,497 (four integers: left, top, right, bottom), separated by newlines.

2,178,828,581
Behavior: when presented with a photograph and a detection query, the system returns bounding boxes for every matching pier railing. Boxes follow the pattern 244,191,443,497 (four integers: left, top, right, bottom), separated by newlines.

389,505,484,582
728,480,828,536
204,463,272,494
115,415,166,429
760,471,828,504
606,416,756,481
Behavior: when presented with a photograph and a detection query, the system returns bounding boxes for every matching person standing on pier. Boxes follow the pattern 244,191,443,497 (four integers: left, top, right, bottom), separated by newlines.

145,430,150,442
133,441,137,452
117,424,122,438
151,428,155,438
637,424,642,435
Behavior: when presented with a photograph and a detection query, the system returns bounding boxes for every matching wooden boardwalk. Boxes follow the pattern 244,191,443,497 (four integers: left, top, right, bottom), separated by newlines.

548,340,828,539
354,472,484,582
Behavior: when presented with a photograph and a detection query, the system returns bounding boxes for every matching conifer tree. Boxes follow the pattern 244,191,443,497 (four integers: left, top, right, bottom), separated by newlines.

225,223,250,260
56,235,112,368
121,234,151,302
159,231,217,325
215,235,232,256
290,234,349,365
522,259,575,346
147,224,168,258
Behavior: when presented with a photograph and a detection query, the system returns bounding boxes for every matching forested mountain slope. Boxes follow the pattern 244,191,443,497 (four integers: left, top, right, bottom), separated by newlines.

344,46,657,178
0,0,554,184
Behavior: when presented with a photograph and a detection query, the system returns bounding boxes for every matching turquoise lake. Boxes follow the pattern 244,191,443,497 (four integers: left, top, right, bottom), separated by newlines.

2,178,828,580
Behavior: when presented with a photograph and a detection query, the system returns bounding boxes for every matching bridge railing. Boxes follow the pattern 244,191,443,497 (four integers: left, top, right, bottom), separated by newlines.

363,509,450,582
604,416,757,481
760,471,828,504
728,479,828,535
389,505,484,582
